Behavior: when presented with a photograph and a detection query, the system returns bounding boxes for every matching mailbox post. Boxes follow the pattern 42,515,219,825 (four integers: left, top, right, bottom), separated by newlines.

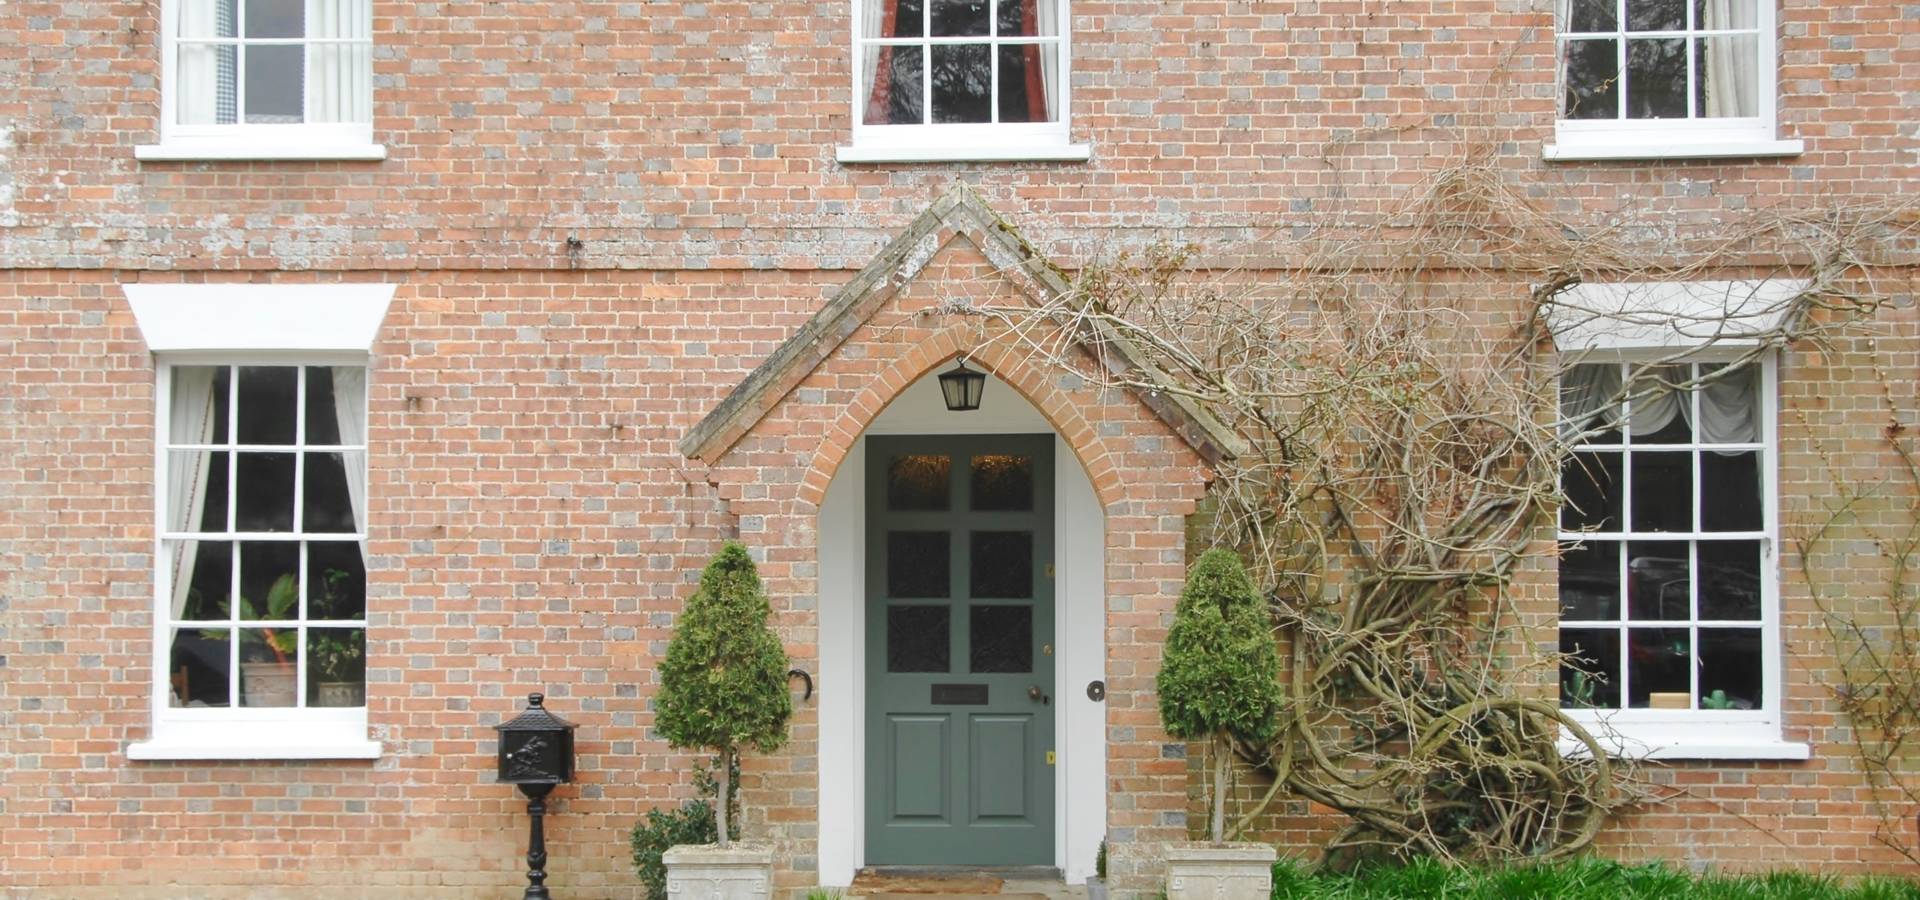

496,693,577,899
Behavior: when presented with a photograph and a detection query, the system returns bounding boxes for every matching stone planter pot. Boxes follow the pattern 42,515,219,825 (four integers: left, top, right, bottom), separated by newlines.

315,681,365,707
1165,843,1276,900
1085,876,1108,900
663,844,774,900
239,660,296,708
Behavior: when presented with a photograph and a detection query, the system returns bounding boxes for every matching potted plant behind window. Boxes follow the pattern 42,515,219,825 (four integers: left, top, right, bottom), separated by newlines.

232,572,300,708
1156,549,1284,900
309,568,365,707
654,542,793,900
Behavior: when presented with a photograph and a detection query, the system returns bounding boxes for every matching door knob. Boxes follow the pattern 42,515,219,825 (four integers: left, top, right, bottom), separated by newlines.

1028,685,1050,705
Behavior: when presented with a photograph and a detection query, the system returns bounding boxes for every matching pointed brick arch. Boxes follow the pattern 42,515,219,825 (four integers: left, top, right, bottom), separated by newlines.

794,327,1129,513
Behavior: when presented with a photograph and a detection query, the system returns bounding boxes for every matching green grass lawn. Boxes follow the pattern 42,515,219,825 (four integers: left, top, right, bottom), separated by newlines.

1270,857,1920,900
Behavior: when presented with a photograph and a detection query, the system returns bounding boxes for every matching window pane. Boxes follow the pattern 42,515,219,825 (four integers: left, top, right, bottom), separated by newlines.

1626,0,1684,31
244,0,304,37
931,44,991,123
1560,540,1620,620
1698,540,1762,620
887,605,951,673
1559,628,1620,709
888,0,926,38
1694,36,1759,117
996,45,1057,124
970,530,1033,599
888,530,951,598
996,0,1057,36
1700,450,1761,531
168,450,230,532
1630,452,1692,532
1562,0,1617,31
1629,365,1690,443
930,0,988,36
970,454,1034,510
170,627,231,707
303,452,360,533
304,40,372,123
238,628,299,707
304,366,364,445
889,455,952,511
1626,38,1687,118
175,43,241,125
1561,364,1623,445
1699,362,1760,443
970,605,1033,673
866,45,924,125
179,0,239,38
1561,452,1622,532
1698,628,1762,710
1627,627,1691,708
1627,541,1690,620
170,540,233,621
240,541,301,620
243,44,306,123
234,452,296,531
307,627,366,707
237,366,298,445
1561,39,1620,119
308,540,367,620
169,366,229,445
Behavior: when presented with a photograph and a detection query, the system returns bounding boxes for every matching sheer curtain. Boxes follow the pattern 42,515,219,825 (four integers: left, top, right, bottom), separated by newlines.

306,0,373,124
862,0,901,124
331,367,369,564
1700,0,1759,117
167,368,219,620
176,0,237,124
1028,0,1058,121
1561,363,1759,447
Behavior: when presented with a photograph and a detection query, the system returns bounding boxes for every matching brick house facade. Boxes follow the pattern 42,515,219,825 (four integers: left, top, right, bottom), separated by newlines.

1,0,1916,897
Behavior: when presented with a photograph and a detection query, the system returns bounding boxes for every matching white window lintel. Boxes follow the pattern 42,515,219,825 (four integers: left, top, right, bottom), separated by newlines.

1543,279,1812,352
125,283,395,353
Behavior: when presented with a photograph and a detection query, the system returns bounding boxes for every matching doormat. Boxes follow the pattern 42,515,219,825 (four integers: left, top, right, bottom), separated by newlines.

849,870,1008,895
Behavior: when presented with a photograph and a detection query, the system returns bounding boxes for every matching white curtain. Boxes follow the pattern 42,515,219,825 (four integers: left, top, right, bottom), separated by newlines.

1700,0,1759,117
167,367,220,620
1561,363,1759,446
176,0,235,124
1036,0,1059,121
306,0,373,124
331,367,369,564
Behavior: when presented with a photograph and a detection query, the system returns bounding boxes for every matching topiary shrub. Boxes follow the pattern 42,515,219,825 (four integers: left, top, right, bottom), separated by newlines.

655,541,793,848
629,759,739,898
1156,547,1284,845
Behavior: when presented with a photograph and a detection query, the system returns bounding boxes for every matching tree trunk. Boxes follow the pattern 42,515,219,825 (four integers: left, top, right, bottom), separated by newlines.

1211,733,1229,845
716,747,732,849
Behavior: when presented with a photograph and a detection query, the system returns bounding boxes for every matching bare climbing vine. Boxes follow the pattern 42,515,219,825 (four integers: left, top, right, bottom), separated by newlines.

955,155,1916,866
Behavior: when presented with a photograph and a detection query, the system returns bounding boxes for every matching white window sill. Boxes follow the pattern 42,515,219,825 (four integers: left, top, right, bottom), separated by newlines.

1558,735,1810,761
1544,138,1804,162
129,736,382,761
836,142,1093,164
135,142,388,162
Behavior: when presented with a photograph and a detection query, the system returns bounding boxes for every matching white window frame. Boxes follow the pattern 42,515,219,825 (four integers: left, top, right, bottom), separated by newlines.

124,283,392,760
836,0,1091,163
1555,350,1807,760
1544,0,1802,161
136,0,385,162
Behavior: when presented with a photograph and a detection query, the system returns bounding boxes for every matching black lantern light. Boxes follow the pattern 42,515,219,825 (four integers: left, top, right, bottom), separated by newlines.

496,693,577,900
938,357,987,412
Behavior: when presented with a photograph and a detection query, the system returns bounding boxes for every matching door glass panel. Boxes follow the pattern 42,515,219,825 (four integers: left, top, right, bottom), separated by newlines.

887,531,951,597
970,530,1033,599
888,455,952,511
970,454,1034,511
888,605,951,673
970,605,1033,673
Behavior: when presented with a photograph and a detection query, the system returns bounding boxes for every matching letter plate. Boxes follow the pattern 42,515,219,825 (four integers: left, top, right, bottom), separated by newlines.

930,684,990,705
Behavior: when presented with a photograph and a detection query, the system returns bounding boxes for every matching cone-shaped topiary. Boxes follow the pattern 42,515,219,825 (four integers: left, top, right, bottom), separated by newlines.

1157,547,1284,845
656,542,793,849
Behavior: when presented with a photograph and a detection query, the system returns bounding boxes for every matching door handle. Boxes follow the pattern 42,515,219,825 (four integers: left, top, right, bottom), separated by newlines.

1027,684,1051,705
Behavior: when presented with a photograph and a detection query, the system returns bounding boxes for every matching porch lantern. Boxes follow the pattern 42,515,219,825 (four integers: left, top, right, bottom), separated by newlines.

938,358,986,411
496,692,577,900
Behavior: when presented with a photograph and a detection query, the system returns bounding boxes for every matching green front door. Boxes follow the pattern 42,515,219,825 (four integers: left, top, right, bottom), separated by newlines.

865,434,1056,866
